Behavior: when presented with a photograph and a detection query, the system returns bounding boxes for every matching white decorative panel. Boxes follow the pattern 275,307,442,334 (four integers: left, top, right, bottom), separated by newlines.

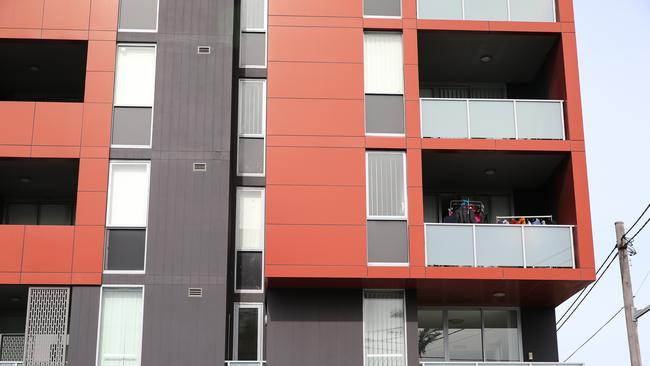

0,334,25,361
23,288,70,366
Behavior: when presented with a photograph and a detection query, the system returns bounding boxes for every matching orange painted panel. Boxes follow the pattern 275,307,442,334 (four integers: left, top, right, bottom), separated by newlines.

406,149,422,187
267,146,365,186
42,0,91,30
89,0,119,31
407,187,424,223
0,29,42,39
562,33,584,141
269,26,362,63
31,146,80,158
75,191,107,225
557,0,574,22
365,137,407,149
78,158,109,191
22,226,74,272
267,135,365,148
21,273,71,284
267,185,366,225
269,0,361,17
32,103,84,146
266,265,367,278
403,0,417,19
362,18,402,29
41,30,89,40
71,272,101,284
0,145,31,157
269,15,362,28
87,41,117,71
367,266,410,278
0,0,44,29
404,64,419,101
405,100,421,138
84,71,115,103
417,19,490,31
80,146,109,158
267,98,364,137
72,225,104,272
409,225,425,266
81,103,113,147
488,21,560,33
89,30,117,41
0,102,35,145
0,225,24,272
266,224,366,266
403,29,418,65
268,62,363,99
0,273,21,284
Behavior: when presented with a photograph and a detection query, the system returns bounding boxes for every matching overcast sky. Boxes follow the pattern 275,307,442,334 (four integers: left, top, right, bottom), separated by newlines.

556,1,650,364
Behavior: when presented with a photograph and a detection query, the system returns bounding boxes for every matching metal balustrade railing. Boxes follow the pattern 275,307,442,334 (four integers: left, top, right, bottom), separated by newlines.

225,361,265,366
417,0,557,22
420,363,583,366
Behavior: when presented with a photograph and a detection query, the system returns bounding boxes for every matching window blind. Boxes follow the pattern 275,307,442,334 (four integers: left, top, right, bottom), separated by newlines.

98,288,144,366
241,0,266,30
114,46,156,107
238,80,266,136
364,291,406,366
107,163,150,227
367,152,407,218
364,32,404,94
236,189,265,250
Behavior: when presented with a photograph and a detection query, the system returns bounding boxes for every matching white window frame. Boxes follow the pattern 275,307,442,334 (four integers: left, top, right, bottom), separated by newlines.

362,0,403,18
365,151,409,220
363,31,405,95
233,303,264,361
236,79,267,177
104,161,151,274
234,187,265,294
416,307,524,362
239,0,268,68
95,285,146,366
362,289,407,366
238,79,267,138
117,0,160,33
112,43,157,149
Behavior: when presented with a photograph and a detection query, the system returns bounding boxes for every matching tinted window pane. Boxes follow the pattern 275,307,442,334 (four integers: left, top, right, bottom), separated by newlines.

448,310,482,361
364,0,401,17
39,204,72,225
237,308,259,360
236,252,263,290
417,309,444,361
119,0,159,30
6,203,38,224
240,32,266,67
483,310,519,361
112,107,153,146
105,229,146,271
238,137,265,175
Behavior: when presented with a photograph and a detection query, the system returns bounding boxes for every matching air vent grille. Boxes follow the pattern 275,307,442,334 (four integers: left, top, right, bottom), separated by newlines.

188,288,203,298
193,162,207,172
197,46,211,54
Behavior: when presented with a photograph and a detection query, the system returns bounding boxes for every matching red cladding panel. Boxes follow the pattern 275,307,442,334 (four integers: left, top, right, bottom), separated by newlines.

269,0,362,17
269,26,362,63
267,147,365,186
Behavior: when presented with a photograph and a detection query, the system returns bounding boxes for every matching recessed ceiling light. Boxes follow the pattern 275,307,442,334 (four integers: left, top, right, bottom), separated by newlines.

9,296,22,302
484,169,496,176
19,177,32,183
27,65,40,72
480,55,493,63
493,292,507,298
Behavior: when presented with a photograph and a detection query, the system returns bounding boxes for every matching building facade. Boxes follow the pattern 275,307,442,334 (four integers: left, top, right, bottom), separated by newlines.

0,0,594,365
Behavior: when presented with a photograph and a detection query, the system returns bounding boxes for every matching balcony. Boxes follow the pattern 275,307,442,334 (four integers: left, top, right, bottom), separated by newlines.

420,99,565,140
425,222,574,268
417,0,557,22
420,363,581,366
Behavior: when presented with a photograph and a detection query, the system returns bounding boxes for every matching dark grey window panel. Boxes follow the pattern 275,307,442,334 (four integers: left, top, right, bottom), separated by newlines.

238,137,265,175
237,307,260,360
112,107,153,146
119,0,158,30
236,251,263,291
367,220,409,263
365,94,405,134
105,229,146,271
240,32,266,67
364,0,401,17
39,204,72,225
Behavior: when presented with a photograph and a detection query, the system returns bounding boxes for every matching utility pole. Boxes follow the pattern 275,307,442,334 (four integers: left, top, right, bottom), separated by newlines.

616,221,643,366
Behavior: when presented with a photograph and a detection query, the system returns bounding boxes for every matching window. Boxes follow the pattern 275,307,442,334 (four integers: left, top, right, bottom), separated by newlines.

112,45,156,147
105,162,150,272
118,0,159,31
364,0,402,17
364,33,404,134
235,188,264,292
417,309,521,362
366,151,407,219
240,0,267,68
237,80,266,176
97,287,144,366
233,303,263,361
364,290,406,366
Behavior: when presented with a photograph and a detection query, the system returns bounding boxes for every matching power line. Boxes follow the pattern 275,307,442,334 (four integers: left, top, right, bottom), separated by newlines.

556,246,617,326
634,267,650,297
624,203,650,237
627,215,650,243
557,251,619,331
564,307,624,362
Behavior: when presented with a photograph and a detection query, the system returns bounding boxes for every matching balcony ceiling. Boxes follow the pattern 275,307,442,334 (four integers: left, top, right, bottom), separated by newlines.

0,158,79,198
0,285,28,311
418,31,559,83
422,151,566,190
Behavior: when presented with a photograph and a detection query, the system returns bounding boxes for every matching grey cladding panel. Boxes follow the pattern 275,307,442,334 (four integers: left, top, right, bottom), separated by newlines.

267,288,364,366
367,220,409,263
67,287,100,366
365,94,405,134
119,0,159,30
112,107,153,146
520,308,559,362
364,0,401,16
240,32,266,67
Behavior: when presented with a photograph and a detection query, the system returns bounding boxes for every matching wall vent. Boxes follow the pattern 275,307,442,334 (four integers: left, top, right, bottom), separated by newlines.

197,46,211,54
193,162,207,172
188,288,203,298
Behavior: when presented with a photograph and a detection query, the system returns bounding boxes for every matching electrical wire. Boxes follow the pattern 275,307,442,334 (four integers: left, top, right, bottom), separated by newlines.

556,251,619,331
563,307,624,361
624,203,650,237
634,267,650,297
626,215,650,243
556,246,617,326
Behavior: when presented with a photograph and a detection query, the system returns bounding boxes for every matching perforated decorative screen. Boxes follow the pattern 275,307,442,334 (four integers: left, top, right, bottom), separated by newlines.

0,334,25,361
23,288,70,366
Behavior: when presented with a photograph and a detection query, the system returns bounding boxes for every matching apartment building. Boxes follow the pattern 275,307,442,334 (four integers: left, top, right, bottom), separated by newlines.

0,0,594,365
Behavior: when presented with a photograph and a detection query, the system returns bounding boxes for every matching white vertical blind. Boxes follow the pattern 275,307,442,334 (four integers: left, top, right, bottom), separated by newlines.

107,163,150,227
114,45,156,107
241,0,266,30
236,189,265,250
238,80,266,136
367,152,407,218
98,288,144,366
364,291,406,366
364,32,404,94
